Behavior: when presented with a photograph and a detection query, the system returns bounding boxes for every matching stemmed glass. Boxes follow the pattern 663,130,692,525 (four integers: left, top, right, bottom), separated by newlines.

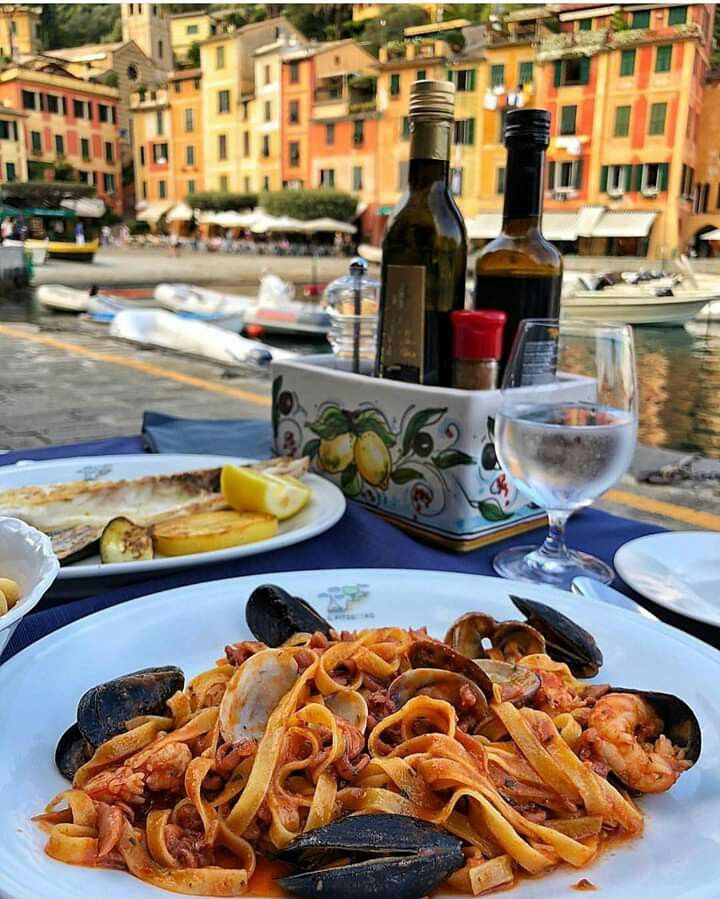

493,320,638,588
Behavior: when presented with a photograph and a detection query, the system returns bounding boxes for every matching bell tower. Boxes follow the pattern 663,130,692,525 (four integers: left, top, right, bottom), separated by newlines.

121,3,172,71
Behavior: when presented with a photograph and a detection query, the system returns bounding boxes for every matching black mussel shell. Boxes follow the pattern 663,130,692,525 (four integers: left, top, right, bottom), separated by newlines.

614,688,701,764
277,814,464,899
55,723,93,781
408,639,493,698
76,665,184,748
510,595,603,678
246,584,332,646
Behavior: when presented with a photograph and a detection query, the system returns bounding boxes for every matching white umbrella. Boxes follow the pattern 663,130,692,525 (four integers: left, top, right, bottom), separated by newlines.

213,210,255,228
302,217,357,234
61,197,105,218
166,202,194,223
251,213,307,233
700,229,720,240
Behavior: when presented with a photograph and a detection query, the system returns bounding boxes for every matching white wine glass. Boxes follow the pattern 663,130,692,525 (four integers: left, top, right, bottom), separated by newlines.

493,319,638,588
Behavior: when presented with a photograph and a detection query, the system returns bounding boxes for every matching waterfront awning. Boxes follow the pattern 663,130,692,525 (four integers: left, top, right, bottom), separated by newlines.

302,217,357,234
60,197,105,218
576,205,606,237
166,202,194,223
136,202,173,223
251,213,307,233
212,210,256,228
591,211,657,238
466,213,502,240
700,229,720,240
542,212,579,242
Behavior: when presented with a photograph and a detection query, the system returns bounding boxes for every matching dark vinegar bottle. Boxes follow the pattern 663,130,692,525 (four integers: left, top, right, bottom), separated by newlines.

376,80,467,387
474,107,562,378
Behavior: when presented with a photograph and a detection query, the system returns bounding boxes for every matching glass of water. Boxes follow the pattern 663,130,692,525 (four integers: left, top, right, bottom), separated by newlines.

493,319,637,588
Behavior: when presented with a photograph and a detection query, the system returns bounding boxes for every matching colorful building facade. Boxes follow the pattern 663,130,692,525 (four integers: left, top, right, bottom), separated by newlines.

130,84,172,214
169,68,203,201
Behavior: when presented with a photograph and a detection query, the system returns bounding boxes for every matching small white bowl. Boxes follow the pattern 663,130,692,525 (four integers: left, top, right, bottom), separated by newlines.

0,517,59,659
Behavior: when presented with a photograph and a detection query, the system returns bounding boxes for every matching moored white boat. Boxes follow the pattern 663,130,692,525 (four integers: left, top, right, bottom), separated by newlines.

109,309,297,367
36,284,90,312
562,289,713,326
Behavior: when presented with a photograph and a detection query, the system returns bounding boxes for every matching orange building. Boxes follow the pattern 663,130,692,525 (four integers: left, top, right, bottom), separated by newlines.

281,46,314,189
169,68,203,200
682,67,720,251
131,85,173,222
0,60,122,213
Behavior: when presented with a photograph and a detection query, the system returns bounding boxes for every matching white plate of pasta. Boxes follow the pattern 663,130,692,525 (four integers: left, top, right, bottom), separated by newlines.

0,568,718,899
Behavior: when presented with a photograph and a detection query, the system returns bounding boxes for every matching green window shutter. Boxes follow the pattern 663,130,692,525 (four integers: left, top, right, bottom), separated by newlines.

579,57,590,84
656,45,672,72
468,68,476,90
633,164,644,191
554,61,562,87
632,9,650,27
600,164,608,192
659,162,669,191
519,61,533,84
548,160,556,189
574,158,584,189
446,68,453,84
623,164,633,191
468,118,475,145
491,64,504,88
579,17,592,30
401,116,410,140
668,5,687,25
620,49,635,77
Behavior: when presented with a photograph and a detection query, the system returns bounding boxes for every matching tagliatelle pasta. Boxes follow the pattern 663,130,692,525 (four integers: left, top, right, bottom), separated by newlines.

35,621,695,897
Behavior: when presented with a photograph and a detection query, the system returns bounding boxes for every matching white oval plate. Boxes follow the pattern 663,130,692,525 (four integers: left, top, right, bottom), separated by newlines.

0,569,718,899
0,455,345,580
615,531,720,627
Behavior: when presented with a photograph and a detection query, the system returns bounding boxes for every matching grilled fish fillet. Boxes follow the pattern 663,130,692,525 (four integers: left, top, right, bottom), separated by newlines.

0,456,309,533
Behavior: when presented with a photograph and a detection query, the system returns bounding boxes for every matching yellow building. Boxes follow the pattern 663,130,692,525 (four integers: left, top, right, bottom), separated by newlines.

121,3,172,72
352,4,441,24
170,10,214,62
0,5,40,59
681,68,720,251
169,68,203,201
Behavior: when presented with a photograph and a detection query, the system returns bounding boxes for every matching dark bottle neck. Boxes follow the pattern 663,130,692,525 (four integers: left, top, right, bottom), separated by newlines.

502,142,545,234
408,119,451,190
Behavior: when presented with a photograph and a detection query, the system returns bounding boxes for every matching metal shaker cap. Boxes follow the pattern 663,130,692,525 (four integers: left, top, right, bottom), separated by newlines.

408,79,455,120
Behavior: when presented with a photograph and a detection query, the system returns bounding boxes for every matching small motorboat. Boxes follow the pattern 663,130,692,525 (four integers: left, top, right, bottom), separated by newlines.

109,309,297,368
36,284,91,312
562,288,714,326
154,275,330,337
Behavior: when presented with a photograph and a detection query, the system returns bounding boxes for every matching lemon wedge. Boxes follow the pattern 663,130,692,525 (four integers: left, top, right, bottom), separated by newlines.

221,465,311,521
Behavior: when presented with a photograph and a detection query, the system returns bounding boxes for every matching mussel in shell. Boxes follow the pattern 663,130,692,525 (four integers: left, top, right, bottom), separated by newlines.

55,665,185,781
276,813,464,899
407,640,493,698
510,596,604,678
246,584,332,646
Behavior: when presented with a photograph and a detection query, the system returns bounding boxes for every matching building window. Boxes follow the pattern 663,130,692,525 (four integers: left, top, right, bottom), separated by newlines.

21,89,36,110
0,120,11,140
559,105,577,135
648,102,667,135
390,73,400,96
614,105,631,137
139,145,145,166
264,100,272,122
631,9,650,28
142,180,147,199
289,61,299,83
73,99,87,118
216,45,225,69
288,100,300,124
262,175,270,191
243,131,250,156
187,23,198,34
5,162,15,182
578,17,592,30
78,170,92,185
554,57,590,86
156,109,164,135
490,64,505,89
641,162,668,194
194,77,200,90
54,134,64,156
716,182,720,209
352,165,363,190
519,61,533,85
30,130,41,154
184,108,193,132
103,172,116,194
451,167,463,196
454,118,475,145
158,179,166,198
99,103,111,123
353,119,364,145
104,141,113,163
605,164,629,195
656,45,672,72
320,168,335,188
158,38,164,60
187,178,196,194
185,144,195,166
549,159,583,191
47,94,60,114
451,68,476,91
496,167,505,194
262,134,270,157
220,174,228,191
401,116,410,140
325,123,335,145
218,89,230,113
620,48,636,77
218,134,227,160
244,176,251,192
152,142,168,163
264,64,271,84
289,141,300,166
127,63,138,81
668,5,687,25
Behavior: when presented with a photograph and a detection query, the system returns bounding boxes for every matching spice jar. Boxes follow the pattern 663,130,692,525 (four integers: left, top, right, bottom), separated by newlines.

451,310,507,390
323,257,381,374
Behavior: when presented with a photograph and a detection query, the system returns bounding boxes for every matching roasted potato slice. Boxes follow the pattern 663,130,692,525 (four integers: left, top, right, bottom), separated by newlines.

152,510,278,557
100,517,154,564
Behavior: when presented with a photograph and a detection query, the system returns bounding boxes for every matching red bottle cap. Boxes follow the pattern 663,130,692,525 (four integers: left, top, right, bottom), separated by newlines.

451,310,507,361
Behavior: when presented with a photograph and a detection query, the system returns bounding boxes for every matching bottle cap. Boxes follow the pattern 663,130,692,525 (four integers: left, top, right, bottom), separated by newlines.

504,107,551,147
451,310,507,360
409,79,455,120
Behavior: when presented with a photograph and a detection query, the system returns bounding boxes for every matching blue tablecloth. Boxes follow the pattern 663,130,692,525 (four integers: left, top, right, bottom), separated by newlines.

2,424,718,663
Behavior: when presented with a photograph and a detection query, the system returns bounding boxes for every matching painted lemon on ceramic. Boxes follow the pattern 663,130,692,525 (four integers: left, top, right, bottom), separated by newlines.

354,431,392,489
318,432,356,474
